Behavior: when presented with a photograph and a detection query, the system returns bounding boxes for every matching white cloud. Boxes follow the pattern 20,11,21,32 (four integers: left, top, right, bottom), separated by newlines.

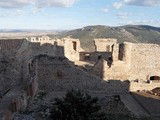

0,9,24,17
124,0,160,6
0,0,35,8
15,9,24,15
119,19,160,26
32,7,42,13
117,12,131,19
0,0,78,9
113,0,160,9
132,20,157,24
113,2,123,9
36,0,78,8
117,12,145,19
102,8,109,13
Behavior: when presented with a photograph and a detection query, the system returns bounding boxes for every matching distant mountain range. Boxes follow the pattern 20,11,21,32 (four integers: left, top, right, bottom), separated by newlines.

58,25,160,51
0,29,61,33
1,25,160,51
0,29,60,38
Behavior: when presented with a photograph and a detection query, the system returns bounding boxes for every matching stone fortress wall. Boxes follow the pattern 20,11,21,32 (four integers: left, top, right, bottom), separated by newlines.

79,38,116,62
0,36,85,118
93,41,160,82
0,36,160,92
25,36,160,92
129,43,160,81
91,39,160,91
94,38,117,52
27,36,83,61
0,39,24,50
0,36,160,118
0,36,160,90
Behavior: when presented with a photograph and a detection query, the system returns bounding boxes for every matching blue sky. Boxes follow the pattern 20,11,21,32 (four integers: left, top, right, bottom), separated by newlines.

0,0,160,30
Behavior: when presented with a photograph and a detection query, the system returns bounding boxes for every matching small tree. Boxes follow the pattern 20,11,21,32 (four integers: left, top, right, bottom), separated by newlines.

50,90,106,120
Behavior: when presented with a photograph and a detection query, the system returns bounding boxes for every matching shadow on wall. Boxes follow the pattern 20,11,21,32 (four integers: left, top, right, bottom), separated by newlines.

28,52,131,93
0,40,68,119
79,51,112,63
29,42,65,57
20,41,66,86
25,44,66,97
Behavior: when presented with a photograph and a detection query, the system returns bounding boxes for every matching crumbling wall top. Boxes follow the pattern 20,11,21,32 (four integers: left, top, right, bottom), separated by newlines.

94,38,117,52
94,38,117,43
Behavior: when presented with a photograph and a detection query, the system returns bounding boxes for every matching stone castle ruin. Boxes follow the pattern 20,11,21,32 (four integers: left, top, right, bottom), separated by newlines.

92,39,160,81
0,36,160,119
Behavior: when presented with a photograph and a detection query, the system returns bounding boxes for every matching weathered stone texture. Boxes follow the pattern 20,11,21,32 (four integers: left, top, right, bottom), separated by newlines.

34,55,104,91
79,52,112,62
94,38,117,52
0,39,24,51
93,42,160,82
129,43,160,81
130,82,160,91
0,51,20,91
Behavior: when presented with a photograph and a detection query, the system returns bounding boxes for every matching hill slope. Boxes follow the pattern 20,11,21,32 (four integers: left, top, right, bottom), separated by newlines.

58,25,160,51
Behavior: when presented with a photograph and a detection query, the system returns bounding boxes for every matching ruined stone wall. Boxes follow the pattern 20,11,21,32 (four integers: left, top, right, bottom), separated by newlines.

18,42,64,61
92,60,128,80
93,42,160,82
92,42,131,81
27,58,39,97
17,41,65,85
35,55,104,92
94,38,117,52
130,82,160,91
27,37,83,62
0,39,24,51
15,37,84,85
0,51,21,91
79,52,112,62
92,60,105,79
128,43,160,81
63,38,84,61
79,39,117,62
1,37,160,95
32,55,129,94
29,36,50,43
